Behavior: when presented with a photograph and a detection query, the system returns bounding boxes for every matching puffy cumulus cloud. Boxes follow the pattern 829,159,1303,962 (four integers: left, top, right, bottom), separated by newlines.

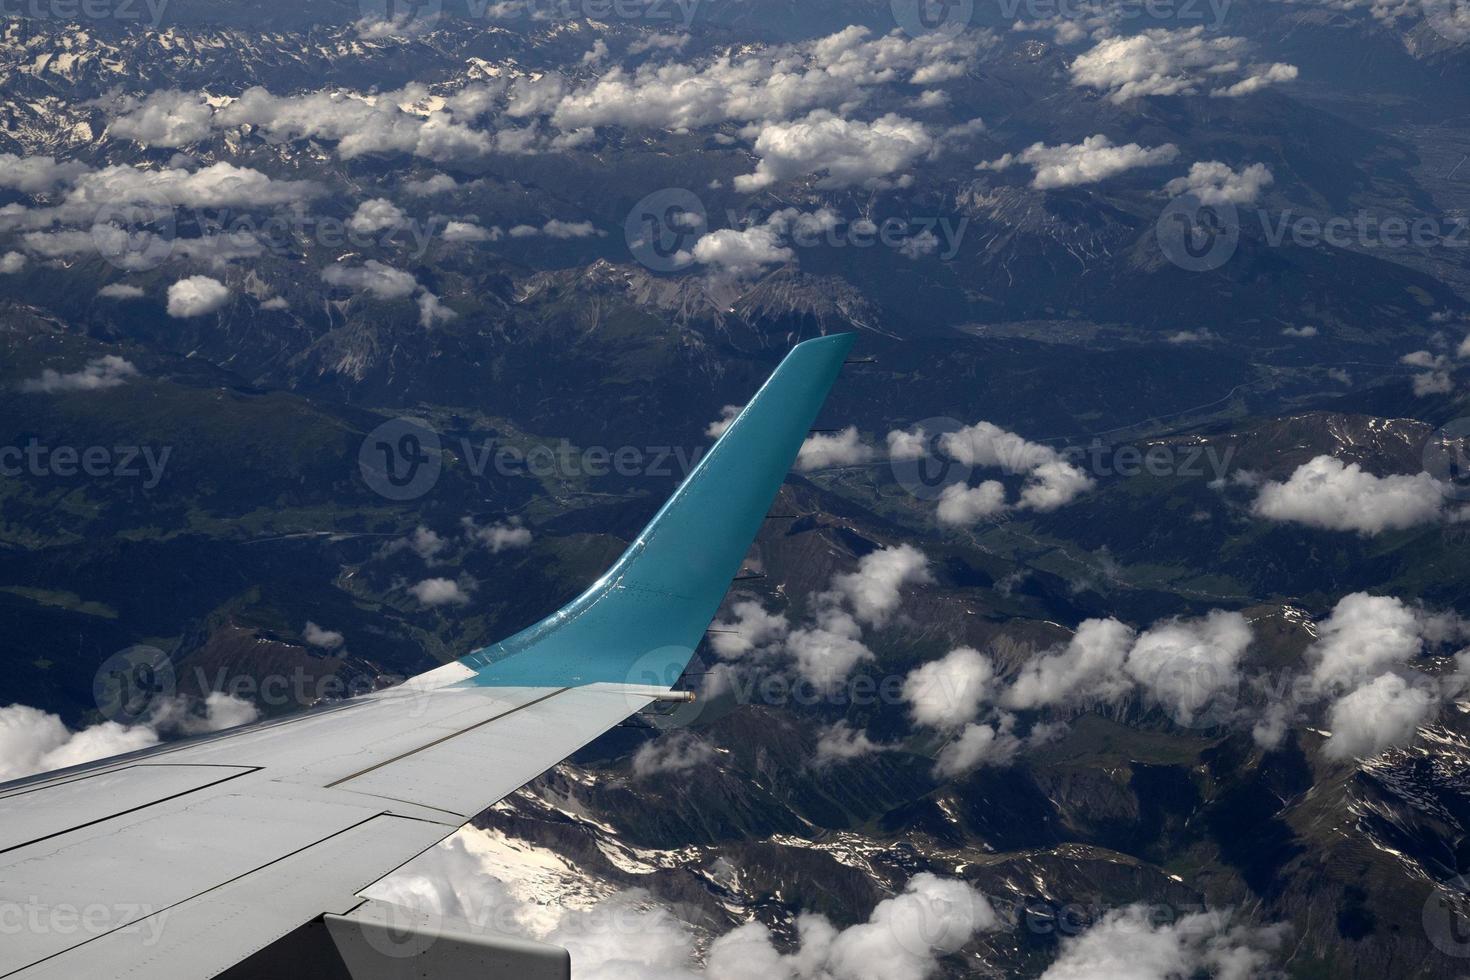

706,404,742,438
376,829,998,980
933,718,1023,777
1069,28,1298,103
322,260,420,300
106,90,215,147
0,693,259,782
690,224,791,275
107,85,499,164
1039,904,1287,980
20,354,138,393
632,730,718,777
1212,62,1300,97
98,283,146,299
814,721,891,764
0,153,91,193
787,607,876,692
403,173,466,196
348,197,407,234
829,544,933,628
0,251,24,274
937,480,1009,525
1247,592,1470,755
1003,611,1252,726
462,516,533,553
923,421,1096,523
1323,672,1439,760
1164,161,1274,205
1004,617,1137,709
1122,610,1252,727
902,646,998,728
548,27,989,133
303,620,346,652
402,525,449,563
166,275,230,317
709,600,790,660
734,111,934,192
981,134,1179,189
1401,350,1455,396
416,290,457,328
442,220,501,243
409,577,473,606
1308,592,1436,694
507,218,599,239
0,705,158,781
796,426,877,472
1251,455,1447,534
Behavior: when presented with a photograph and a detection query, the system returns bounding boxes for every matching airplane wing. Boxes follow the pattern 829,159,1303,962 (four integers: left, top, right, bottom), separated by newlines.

0,333,856,980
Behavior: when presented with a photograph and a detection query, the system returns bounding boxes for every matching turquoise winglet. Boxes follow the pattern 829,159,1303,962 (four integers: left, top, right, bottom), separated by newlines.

454,333,857,689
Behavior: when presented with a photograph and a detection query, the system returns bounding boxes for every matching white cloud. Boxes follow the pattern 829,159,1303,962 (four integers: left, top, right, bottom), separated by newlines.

0,692,258,783
1069,28,1298,103
706,404,742,438
690,224,791,275
1164,161,1275,205
814,721,890,764
829,544,933,627
1308,592,1429,694
1122,610,1252,727
709,600,790,660
796,427,876,472
0,251,25,274
21,355,138,393
927,421,1096,523
442,220,500,243
0,705,158,781
260,296,289,310
409,577,473,606
99,283,146,299
1252,455,1447,534
902,647,998,728
404,173,464,195
462,517,533,553
348,197,407,234
1039,904,1286,980
1004,617,1137,709
303,621,345,652
508,219,599,239
322,260,419,300
787,608,875,693
937,481,1009,524
549,27,989,134
405,525,449,562
107,90,215,147
933,719,1023,777
0,153,89,194
632,730,717,777
1281,325,1318,337
735,111,934,191
1401,350,1455,396
1323,672,1437,760
166,275,230,317
417,290,457,328
982,134,1179,189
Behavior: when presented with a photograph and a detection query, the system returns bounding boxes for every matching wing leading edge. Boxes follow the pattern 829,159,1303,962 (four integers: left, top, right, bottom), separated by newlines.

0,333,856,980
